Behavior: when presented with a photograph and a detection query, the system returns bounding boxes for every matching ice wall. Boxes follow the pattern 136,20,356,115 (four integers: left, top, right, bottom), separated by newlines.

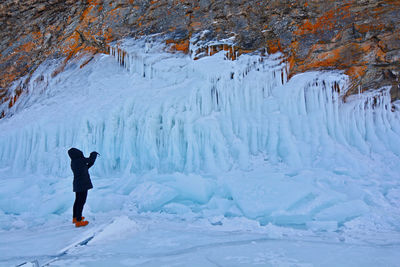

1,39,400,234
0,39,400,178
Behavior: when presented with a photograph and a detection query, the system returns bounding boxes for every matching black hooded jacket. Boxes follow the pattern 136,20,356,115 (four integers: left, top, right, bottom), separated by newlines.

68,148,98,192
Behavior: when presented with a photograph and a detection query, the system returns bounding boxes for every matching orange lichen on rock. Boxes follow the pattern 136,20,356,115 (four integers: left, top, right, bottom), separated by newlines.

345,65,367,80
81,0,102,23
62,32,81,54
1,72,19,90
307,47,342,68
354,23,385,34
104,28,114,43
175,40,190,54
287,55,296,73
7,88,22,109
190,21,202,31
15,41,36,53
166,39,190,54
295,4,351,36
267,39,281,54
291,41,369,96
237,48,254,56
31,31,43,40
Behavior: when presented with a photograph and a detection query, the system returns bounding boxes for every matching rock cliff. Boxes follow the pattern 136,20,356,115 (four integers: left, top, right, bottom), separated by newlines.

1,0,399,117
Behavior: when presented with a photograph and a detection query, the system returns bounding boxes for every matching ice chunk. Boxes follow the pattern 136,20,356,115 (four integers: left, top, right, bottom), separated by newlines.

314,200,369,224
225,173,317,220
89,193,126,213
90,216,140,244
163,173,216,204
161,203,194,215
128,182,178,212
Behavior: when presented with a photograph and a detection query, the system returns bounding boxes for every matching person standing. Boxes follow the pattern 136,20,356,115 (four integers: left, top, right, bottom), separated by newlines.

68,148,99,227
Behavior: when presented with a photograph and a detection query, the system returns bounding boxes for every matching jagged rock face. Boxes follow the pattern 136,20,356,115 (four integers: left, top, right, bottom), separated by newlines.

1,0,399,115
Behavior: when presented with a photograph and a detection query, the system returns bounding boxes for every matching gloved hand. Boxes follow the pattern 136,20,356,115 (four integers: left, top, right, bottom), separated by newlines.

91,151,100,157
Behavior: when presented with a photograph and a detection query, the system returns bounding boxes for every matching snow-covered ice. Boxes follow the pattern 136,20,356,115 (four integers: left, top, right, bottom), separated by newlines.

0,38,399,266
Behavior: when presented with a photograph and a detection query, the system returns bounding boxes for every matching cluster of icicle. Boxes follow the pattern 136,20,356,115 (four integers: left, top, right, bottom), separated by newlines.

109,42,161,78
0,39,399,177
90,41,400,174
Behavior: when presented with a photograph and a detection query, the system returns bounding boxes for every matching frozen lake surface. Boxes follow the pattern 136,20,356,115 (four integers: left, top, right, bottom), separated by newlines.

3,213,400,267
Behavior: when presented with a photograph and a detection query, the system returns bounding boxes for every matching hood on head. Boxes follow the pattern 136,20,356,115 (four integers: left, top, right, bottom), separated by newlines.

68,148,84,159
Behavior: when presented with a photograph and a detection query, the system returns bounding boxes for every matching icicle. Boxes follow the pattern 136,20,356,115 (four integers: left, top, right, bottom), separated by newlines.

2,39,400,177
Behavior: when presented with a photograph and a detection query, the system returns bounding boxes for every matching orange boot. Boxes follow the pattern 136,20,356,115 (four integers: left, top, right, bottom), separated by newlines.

75,220,89,227
72,217,85,224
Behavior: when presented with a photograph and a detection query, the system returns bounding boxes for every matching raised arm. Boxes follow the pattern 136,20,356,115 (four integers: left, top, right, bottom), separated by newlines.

86,151,98,168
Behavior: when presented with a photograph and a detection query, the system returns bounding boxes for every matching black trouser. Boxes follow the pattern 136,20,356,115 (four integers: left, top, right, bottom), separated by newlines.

73,191,88,221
